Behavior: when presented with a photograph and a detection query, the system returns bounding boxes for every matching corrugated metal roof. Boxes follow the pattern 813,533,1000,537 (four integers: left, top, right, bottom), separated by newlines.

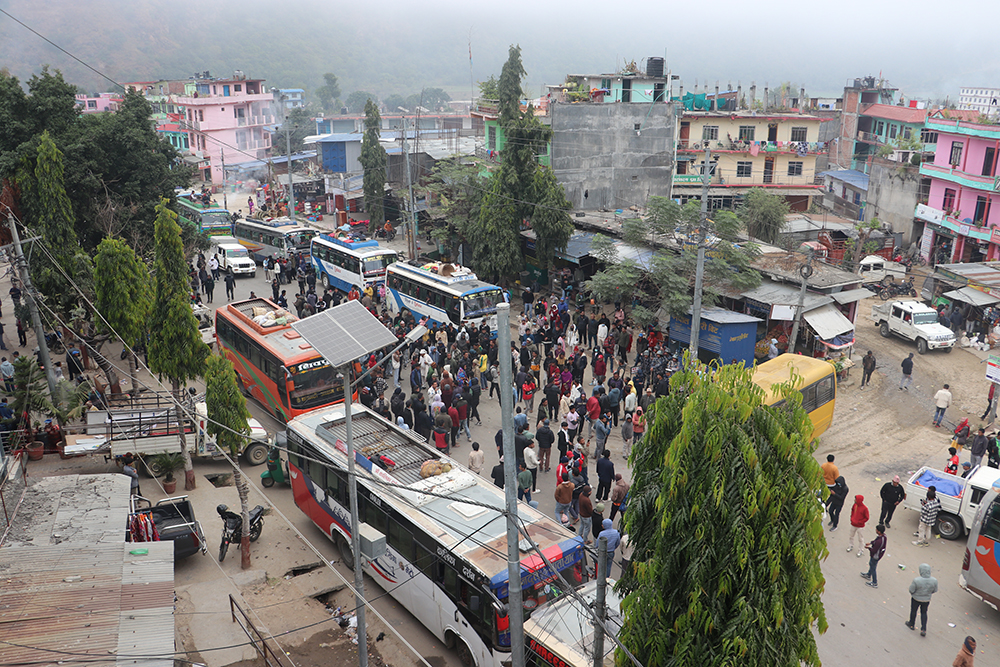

752,252,860,289
803,304,855,339
831,288,874,304
860,103,927,124
943,287,1000,307
691,307,761,324
818,169,869,191
741,282,833,311
0,542,175,667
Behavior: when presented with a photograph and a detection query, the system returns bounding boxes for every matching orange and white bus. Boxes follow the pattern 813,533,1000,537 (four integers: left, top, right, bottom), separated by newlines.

215,298,342,422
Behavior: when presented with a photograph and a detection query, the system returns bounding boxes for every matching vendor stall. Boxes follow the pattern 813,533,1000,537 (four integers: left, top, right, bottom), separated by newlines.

668,307,761,366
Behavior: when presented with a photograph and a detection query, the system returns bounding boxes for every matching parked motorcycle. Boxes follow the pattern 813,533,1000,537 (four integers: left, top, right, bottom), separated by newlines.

879,276,917,301
260,443,288,488
217,503,265,562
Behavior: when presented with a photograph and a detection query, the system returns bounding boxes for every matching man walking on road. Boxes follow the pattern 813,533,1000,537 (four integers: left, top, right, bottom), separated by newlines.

828,476,849,531
913,487,941,546
904,563,938,636
933,384,953,427
900,353,914,390
970,427,988,469
859,524,886,589
861,350,876,388
878,475,906,528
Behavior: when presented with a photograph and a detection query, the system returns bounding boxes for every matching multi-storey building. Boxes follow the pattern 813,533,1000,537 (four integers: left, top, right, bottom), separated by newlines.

74,93,122,113
913,117,1000,263
958,87,1000,118
672,110,825,211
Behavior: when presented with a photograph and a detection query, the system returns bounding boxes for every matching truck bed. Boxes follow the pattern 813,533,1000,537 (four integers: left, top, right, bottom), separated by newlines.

903,466,965,516
129,496,206,560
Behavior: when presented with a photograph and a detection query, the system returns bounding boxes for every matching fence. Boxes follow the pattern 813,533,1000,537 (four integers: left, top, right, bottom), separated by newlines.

229,594,294,667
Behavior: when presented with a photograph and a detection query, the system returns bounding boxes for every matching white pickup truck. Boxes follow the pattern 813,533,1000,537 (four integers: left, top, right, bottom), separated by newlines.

215,242,257,278
871,300,955,354
903,465,1000,539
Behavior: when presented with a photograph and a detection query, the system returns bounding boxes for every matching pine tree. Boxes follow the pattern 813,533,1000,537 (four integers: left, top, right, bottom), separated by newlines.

94,238,153,394
205,354,253,569
530,166,574,269
616,361,828,667
147,198,209,489
360,99,386,235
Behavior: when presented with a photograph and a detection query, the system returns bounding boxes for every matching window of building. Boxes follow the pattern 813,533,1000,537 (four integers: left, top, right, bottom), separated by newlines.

790,127,808,142
198,109,204,122
87,100,97,109
950,141,963,166
787,161,803,176
873,120,884,136
738,126,755,141
975,195,992,224
702,126,719,141
235,84,242,92
943,188,957,211
889,124,898,139
600,78,611,91
487,125,496,151
902,126,912,140
736,161,752,178
921,129,937,144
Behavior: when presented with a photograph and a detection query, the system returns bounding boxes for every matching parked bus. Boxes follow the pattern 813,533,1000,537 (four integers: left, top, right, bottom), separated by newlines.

961,479,1000,610
751,353,836,439
386,261,503,335
285,403,587,667
311,234,398,294
215,298,342,422
176,196,234,237
523,579,622,667
233,217,318,262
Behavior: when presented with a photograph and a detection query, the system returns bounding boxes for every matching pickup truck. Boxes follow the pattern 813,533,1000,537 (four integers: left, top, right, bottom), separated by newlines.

903,465,1000,539
858,254,906,285
128,495,207,560
871,300,956,354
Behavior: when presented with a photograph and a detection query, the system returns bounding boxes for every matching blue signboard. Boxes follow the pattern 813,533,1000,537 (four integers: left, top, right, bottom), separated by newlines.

669,308,760,365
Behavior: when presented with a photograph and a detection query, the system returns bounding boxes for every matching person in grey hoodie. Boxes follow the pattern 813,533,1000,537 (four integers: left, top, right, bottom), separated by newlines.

905,563,939,636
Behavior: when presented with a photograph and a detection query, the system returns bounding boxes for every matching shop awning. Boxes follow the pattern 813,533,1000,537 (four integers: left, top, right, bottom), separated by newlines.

741,283,832,310
831,288,874,304
803,304,855,340
943,287,1000,307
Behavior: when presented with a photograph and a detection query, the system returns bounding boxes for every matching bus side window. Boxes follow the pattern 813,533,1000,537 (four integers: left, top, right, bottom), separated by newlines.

800,383,817,413
388,519,414,561
815,375,834,407
414,543,435,579
307,455,327,489
983,501,1000,541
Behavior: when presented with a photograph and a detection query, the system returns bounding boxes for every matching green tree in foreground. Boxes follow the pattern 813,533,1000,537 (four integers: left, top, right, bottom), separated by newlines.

359,99,387,234
148,199,209,490
205,354,253,569
617,360,828,667
94,238,152,394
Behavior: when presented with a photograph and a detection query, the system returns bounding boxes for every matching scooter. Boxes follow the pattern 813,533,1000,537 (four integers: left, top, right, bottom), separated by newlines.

260,443,288,488
217,503,265,562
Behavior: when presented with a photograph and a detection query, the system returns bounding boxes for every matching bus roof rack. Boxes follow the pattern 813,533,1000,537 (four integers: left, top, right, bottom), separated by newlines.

319,233,380,250
226,298,299,335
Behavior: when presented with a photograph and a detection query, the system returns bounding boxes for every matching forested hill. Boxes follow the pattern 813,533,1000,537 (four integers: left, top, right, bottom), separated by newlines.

0,0,610,99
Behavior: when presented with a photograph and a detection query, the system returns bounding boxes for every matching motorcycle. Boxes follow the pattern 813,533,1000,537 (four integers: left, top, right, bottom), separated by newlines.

217,503,265,562
879,276,917,301
374,226,396,241
260,443,288,488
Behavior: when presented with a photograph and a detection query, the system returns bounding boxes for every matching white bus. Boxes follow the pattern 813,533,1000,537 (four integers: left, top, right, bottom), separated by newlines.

385,261,503,336
233,217,319,262
285,404,587,667
310,234,398,294
961,478,1000,610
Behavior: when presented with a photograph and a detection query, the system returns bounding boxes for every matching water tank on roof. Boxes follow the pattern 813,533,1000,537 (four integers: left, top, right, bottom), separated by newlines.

646,57,665,78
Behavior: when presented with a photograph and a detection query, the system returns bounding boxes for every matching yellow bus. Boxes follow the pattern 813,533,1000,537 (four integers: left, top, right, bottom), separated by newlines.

751,354,836,439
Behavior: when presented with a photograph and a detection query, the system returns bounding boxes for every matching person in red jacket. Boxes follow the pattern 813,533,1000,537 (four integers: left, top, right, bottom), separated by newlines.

848,494,869,558
448,405,460,450
586,393,601,439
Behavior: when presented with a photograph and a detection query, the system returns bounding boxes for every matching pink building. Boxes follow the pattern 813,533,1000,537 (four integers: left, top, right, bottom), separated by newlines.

173,76,275,183
75,92,122,113
914,113,1000,263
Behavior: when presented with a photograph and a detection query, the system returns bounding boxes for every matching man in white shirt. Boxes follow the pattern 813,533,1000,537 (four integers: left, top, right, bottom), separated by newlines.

467,442,485,474
933,384,952,428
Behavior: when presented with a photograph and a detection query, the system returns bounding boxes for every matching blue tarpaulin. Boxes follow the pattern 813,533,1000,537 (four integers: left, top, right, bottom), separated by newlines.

914,469,964,498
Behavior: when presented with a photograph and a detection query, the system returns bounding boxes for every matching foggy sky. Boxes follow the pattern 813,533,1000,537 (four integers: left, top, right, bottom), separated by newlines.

1,0,996,102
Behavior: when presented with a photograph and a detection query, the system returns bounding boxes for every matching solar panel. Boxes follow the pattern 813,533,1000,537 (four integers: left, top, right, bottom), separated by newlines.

291,300,398,368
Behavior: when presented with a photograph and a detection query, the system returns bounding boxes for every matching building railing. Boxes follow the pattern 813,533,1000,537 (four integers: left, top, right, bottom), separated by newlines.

475,145,502,163
471,100,499,117
856,130,883,144
678,140,822,154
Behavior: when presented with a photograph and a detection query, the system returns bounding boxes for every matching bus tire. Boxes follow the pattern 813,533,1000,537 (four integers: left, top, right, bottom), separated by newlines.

455,638,475,667
337,535,355,570
324,274,333,290
237,376,251,397
935,514,963,540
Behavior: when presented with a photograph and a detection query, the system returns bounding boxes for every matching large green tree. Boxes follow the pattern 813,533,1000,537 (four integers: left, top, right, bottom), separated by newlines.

94,238,153,394
739,187,790,244
359,99,387,234
586,198,761,326
148,199,209,490
314,73,342,113
529,166,574,270
617,361,828,667
346,91,379,114
424,158,485,259
205,354,253,569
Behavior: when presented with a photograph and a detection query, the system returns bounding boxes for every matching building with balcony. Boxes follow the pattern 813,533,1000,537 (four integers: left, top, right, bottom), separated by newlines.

849,104,931,168
74,92,122,113
672,111,826,211
830,76,898,171
913,117,1000,264
958,87,1000,119
276,89,305,109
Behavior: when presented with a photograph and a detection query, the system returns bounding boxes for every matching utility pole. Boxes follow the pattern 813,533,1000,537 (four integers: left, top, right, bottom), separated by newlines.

788,248,815,354
342,371,368,667
6,214,58,396
285,108,296,221
400,113,419,260
593,536,609,667
689,145,711,360
497,302,525,667
221,147,228,211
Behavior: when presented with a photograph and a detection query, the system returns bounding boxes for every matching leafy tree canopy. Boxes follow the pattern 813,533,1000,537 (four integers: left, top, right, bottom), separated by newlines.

586,198,761,325
738,187,789,244
205,354,251,455
424,158,485,258
478,75,499,100
93,237,152,347
314,72,341,113
617,361,828,667
345,91,379,114
279,104,318,154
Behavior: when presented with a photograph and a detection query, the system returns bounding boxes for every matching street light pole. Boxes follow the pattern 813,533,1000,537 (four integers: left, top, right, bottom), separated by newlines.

285,102,296,221
788,248,815,354
341,368,368,667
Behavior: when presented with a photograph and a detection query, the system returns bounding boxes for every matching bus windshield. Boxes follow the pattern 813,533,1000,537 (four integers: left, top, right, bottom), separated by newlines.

462,289,503,318
289,230,318,250
288,360,342,409
363,254,396,277
201,211,233,228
